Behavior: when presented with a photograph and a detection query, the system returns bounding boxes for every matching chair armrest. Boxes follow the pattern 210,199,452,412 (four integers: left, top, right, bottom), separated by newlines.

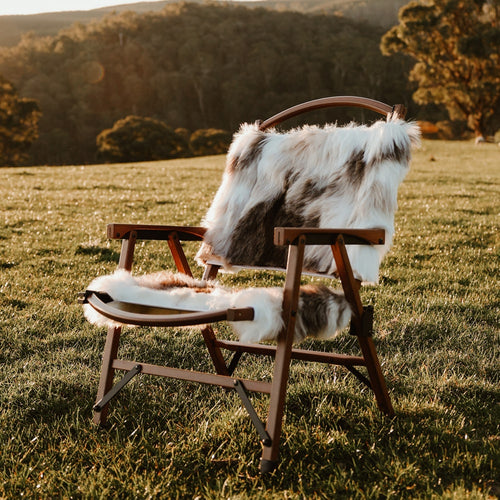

107,223,206,241
273,227,385,246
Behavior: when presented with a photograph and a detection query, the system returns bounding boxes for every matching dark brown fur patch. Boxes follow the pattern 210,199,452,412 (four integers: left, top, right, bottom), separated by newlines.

298,284,349,337
368,142,409,168
139,272,215,293
226,195,288,267
231,133,268,172
298,285,331,336
226,179,324,268
345,150,366,187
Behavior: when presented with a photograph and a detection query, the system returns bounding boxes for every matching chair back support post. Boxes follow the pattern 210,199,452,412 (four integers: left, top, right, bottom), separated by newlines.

167,232,193,276
392,103,407,120
202,263,221,281
118,230,137,272
330,235,364,323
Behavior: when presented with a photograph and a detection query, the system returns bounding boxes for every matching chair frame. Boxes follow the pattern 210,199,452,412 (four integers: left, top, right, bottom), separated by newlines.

84,96,402,473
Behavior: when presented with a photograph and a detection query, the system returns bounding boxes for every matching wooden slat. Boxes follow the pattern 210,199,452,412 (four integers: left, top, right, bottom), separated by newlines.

107,223,206,241
214,339,366,367
274,227,385,246
112,359,272,394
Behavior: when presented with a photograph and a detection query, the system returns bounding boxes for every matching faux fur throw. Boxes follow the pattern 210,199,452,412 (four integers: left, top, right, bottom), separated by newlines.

196,116,420,283
83,270,351,344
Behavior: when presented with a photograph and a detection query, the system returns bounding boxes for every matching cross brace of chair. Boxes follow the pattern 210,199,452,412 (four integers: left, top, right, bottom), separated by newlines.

345,366,372,388
233,379,272,446
92,360,272,447
93,363,142,412
222,302,374,393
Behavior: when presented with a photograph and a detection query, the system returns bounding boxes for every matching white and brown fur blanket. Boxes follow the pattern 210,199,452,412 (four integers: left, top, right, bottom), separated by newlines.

83,270,352,344
83,115,419,343
196,115,420,283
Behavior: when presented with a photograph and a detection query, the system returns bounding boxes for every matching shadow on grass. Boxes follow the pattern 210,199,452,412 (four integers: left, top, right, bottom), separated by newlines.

74,245,120,262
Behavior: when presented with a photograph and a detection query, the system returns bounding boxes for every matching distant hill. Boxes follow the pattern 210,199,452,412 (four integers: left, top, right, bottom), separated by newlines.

0,0,406,48
0,1,173,47
243,0,407,26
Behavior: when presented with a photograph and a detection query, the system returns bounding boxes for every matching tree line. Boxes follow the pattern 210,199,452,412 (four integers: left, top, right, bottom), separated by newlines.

0,1,498,166
0,2,413,166
0,0,410,49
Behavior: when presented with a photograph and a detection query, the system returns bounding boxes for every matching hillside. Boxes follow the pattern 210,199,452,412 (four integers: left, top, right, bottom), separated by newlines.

0,1,173,47
245,0,407,25
0,0,407,47
0,2,414,166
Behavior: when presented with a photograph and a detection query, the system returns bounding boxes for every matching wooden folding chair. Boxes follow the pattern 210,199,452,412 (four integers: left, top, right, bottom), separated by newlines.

81,96,418,473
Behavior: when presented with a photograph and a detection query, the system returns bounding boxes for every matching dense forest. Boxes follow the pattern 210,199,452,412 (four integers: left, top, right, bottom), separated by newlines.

0,0,409,48
0,2,417,165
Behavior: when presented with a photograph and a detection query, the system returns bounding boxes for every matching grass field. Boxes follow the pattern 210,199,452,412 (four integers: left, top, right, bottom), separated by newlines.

0,140,498,499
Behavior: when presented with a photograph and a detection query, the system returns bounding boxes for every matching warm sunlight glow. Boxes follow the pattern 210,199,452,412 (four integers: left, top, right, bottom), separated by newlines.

0,0,167,16
0,0,258,16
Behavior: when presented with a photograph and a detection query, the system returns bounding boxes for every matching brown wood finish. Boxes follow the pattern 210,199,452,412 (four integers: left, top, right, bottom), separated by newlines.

331,235,394,416
86,293,254,327
93,231,137,425
88,96,399,472
214,339,366,367
259,96,393,130
331,235,364,320
261,237,306,466
107,223,206,241
167,231,193,276
112,359,271,394
274,227,385,247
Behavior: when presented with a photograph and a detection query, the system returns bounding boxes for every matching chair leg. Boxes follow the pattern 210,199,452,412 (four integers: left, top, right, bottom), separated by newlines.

357,336,394,416
260,239,305,473
93,325,122,425
201,325,229,376
260,330,294,473
330,237,394,416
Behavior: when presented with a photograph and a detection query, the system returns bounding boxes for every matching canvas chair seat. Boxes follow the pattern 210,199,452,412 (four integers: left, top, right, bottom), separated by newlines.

81,96,420,473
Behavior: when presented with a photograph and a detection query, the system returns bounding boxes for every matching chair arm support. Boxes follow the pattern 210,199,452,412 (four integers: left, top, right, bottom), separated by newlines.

273,227,385,246
81,291,254,327
107,223,206,241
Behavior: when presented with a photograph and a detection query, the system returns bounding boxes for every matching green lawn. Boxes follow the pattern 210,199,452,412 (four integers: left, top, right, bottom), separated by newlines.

0,141,498,498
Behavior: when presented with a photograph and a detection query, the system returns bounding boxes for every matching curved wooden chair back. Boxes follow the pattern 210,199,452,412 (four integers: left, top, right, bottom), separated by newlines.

259,96,406,130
